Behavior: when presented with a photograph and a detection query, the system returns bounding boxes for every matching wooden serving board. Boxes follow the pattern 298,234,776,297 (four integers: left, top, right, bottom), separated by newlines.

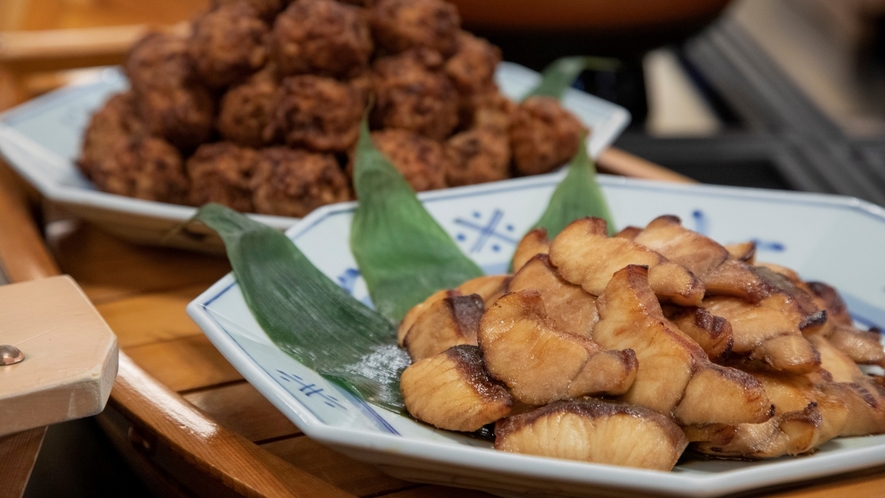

0,275,118,435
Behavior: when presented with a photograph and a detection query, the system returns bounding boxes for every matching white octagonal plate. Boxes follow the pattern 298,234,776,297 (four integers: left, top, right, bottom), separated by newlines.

188,173,885,497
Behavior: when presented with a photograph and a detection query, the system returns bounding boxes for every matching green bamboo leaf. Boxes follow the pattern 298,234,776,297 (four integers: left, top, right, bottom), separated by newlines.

195,203,409,412
532,137,615,238
525,56,621,101
350,118,484,323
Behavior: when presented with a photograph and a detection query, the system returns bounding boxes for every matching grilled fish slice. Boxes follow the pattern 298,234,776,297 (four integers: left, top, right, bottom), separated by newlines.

724,241,756,263
457,275,511,307
403,294,485,362
549,217,704,306
478,291,637,405
401,345,512,432
594,265,771,425
804,281,885,366
509,254,598,337
663,305,734,360
693,405,826,459
808,335,885,435
398,288,460,346
494,398,688,471
512,228,550,273
703,294,822,373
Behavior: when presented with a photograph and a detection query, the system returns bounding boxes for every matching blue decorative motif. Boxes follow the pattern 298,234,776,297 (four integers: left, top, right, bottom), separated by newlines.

453,208,519,254
277,370,347,410
689,209,785,253
336,268,360,294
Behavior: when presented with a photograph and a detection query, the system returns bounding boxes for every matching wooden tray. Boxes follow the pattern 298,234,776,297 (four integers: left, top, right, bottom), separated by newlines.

2,156,885,497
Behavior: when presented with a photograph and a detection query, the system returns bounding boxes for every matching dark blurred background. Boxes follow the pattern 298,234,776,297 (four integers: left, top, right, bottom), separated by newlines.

6,0,885,495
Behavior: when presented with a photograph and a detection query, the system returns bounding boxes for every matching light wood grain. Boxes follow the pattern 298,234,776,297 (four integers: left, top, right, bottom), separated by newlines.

597,147,696,184
125,335,243,392
0,276,118,435
0,428,46,498
262,436,413,496
183,381,301,443
50,221,230,305
96,284,211,348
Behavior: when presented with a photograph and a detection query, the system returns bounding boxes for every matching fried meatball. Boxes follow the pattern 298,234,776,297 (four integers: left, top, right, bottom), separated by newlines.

445,32,500,97
371,49,459,140
353,129,447,191
126,32,215,151
370,0,460,57
444,32,501,128
445,128,510,186
211,0,284,21
252,147,351,217
217,66,280,147
186,142,259,212
272,0,373,79
273,74,363,152
88,136,189,204
509,96,586,176
188,3,270,88
78,92,147,181
471,88,517,133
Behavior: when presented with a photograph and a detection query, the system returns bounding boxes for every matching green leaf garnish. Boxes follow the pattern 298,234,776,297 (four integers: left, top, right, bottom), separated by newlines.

525,56,621,101
194,203,409,412
350,118,484,323
532,136,615,238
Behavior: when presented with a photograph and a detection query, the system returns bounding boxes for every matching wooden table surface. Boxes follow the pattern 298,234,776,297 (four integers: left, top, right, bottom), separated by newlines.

1,161,885,497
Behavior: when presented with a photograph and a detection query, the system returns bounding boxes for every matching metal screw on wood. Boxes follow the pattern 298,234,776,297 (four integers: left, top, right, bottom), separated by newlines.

0,345,24,365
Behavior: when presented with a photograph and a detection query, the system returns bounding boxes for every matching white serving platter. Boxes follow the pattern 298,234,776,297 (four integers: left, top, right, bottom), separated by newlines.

0,63,630,252
187,173,885,497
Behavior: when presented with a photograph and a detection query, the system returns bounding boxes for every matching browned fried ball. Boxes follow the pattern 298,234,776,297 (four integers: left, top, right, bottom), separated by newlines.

445,31,500,97
352,129,448,191
509,96,586,176
445,128,510,186
78,92,147,181
186,142,259,212
211,0,285,21
273,74,363,152
251,147,351,217
272,0,373,79
188,3,270,88
217,66,280,147
370,0,460,57
371,49,459,140
471,88,516,133
444,31,501,127
88,136,189,204
126,32,215,151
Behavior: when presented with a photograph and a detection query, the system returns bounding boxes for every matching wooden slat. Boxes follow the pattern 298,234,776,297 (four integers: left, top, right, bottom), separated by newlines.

597,147,696,184
0,428,46,498
0,23,190,74
103,353,354,498
382,486,491,498
183,382,301,443
124,335,243,393
50,221,230,305
96,284,209,348
261,436,413,497
0,162,59,282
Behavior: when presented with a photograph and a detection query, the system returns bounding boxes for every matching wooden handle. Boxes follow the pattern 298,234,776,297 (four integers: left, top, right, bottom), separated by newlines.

597,147,696,184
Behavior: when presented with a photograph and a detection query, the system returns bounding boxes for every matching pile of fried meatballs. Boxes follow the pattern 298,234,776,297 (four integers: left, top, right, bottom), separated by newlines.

78,0,587,218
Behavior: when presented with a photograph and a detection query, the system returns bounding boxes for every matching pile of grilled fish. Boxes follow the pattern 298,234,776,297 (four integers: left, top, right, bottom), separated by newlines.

397,215,885,471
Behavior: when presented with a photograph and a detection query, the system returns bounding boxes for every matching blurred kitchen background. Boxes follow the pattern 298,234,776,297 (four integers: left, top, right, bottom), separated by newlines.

4,0,885,495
